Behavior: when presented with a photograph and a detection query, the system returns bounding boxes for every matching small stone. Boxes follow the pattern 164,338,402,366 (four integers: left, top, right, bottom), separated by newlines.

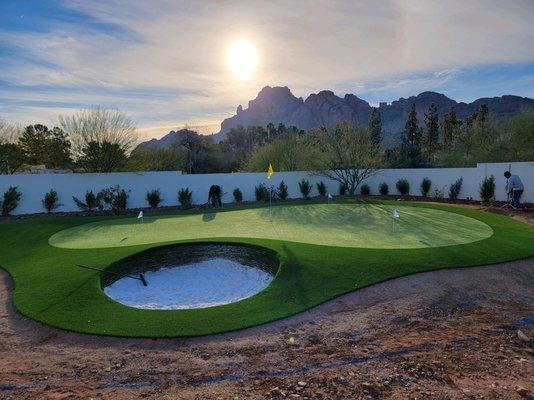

517,330,530,342
462,388,472,396
297,381,307,387
516,386,530,398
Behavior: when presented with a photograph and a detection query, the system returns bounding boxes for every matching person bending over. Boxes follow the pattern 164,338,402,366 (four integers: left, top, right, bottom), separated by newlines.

504,171,524,209
208,184,222,208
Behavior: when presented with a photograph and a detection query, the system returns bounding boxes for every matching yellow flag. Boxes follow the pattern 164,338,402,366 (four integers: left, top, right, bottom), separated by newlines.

267,163,274,179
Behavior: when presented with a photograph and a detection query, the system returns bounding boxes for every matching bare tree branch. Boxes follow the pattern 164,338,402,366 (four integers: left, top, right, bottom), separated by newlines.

58,107,138,158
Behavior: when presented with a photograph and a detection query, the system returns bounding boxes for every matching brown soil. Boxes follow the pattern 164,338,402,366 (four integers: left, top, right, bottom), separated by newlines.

1,255,533,399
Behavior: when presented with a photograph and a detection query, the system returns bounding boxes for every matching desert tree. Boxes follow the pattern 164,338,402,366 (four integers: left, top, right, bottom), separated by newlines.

59,107,138,159
312,122,382,196
243,132,324,172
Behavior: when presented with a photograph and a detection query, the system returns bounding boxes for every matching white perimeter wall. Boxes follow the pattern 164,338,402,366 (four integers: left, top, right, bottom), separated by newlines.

0,162,532,215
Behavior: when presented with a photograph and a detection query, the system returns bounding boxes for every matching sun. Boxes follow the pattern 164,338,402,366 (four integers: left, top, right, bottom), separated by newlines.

226,39,259,81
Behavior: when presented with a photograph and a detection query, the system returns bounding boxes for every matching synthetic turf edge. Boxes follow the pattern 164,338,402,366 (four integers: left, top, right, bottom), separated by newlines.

0,200,532,337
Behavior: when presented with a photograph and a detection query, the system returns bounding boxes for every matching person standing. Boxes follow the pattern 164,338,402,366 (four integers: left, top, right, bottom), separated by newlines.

504,171,524,209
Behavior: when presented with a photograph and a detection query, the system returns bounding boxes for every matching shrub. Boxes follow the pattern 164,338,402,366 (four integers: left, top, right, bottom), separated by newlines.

448,177,463,200
1,186,21,216
233,188,243,202
479,175,496,203
396,179,410,195
360,184,370,196
146,189,162,208
420,177,432,197
98,185,130,214
255,183,269,202
178,187,192,207
379,182,389,195
73,190,101,212
339,183,347,196
432,186,444,199
299,179,312,199
42,189,60,213
316,181,327,196
277,181,288,200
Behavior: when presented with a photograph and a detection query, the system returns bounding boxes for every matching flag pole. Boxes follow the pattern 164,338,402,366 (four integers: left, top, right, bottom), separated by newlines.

269,186,272,221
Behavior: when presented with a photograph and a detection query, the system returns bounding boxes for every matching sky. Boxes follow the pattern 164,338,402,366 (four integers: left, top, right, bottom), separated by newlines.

1,0,533,141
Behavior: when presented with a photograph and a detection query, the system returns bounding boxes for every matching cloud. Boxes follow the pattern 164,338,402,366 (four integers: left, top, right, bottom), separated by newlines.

1,0,533,138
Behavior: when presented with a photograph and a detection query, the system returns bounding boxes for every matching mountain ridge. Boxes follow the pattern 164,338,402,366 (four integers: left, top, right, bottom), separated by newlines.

216,86,533,140
135,86,533,151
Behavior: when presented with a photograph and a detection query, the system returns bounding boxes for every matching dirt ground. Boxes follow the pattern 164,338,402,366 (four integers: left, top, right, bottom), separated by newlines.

1,208,533,399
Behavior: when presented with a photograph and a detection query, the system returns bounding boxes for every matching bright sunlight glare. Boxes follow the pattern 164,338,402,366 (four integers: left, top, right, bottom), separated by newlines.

226,39,259,81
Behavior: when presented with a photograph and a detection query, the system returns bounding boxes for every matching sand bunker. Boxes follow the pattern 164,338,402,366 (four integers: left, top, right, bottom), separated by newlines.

104,258,274,310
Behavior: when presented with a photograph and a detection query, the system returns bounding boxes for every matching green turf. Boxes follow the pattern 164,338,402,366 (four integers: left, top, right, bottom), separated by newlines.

50,203,493,249
0,200,532,337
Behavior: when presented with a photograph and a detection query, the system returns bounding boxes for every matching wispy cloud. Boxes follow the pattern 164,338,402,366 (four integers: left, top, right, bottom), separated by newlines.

0,0,533,138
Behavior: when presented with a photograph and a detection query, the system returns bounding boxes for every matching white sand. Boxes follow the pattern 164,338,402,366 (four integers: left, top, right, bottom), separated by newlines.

103,258,274,310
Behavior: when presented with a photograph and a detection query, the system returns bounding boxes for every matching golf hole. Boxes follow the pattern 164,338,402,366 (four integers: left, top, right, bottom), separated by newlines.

102,243,279,310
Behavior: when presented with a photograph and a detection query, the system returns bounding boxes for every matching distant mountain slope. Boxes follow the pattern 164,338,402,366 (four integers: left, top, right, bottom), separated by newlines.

135,87,534,150
214,86,534,141
133,129,197,153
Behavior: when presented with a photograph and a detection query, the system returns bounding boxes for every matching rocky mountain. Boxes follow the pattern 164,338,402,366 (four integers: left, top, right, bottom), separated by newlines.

135,87,533,150
133,129,198,153
214,86,534,141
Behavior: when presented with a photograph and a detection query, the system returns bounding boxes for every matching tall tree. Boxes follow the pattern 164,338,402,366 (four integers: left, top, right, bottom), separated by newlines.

78,141,127,172
18,124,71,168
440,107,460,150
59,107,137,158
423,103,439,164
179,130,209,174
403,104,421,149
0,143,25,174
368,107,382,146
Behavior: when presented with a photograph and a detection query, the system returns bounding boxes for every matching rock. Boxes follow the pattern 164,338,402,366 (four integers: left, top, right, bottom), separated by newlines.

516,386,530,398
297,381,307,387
517,330,530,342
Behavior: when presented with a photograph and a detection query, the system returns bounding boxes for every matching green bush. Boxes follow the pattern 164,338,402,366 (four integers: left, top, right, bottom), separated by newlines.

178,187,192,207
449,177,463,200
360,184,370,196
420,177,432,197
255,183,269,202
277,181,288,200
379,182,389,195
299,179,312,199
1,186,21,216
73,190,101,212
396,179,410,195
42,189,60,213
146,189,162,208
479,175,496,203
98,185,130,214
316,181,327,196
233,188,243,202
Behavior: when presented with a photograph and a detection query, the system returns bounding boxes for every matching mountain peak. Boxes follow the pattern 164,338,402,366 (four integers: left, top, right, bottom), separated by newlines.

213,86,532,140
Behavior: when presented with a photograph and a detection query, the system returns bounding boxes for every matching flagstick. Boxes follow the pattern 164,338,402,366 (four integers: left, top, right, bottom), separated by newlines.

269,186,272,221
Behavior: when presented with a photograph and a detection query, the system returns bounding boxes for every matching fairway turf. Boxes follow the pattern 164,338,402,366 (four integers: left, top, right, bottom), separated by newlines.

50,203,493,249
0,200,533,337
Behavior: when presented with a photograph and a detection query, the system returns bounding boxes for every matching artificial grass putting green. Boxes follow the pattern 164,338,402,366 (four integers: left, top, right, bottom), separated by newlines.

0,200,533,337
50,203,493,249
